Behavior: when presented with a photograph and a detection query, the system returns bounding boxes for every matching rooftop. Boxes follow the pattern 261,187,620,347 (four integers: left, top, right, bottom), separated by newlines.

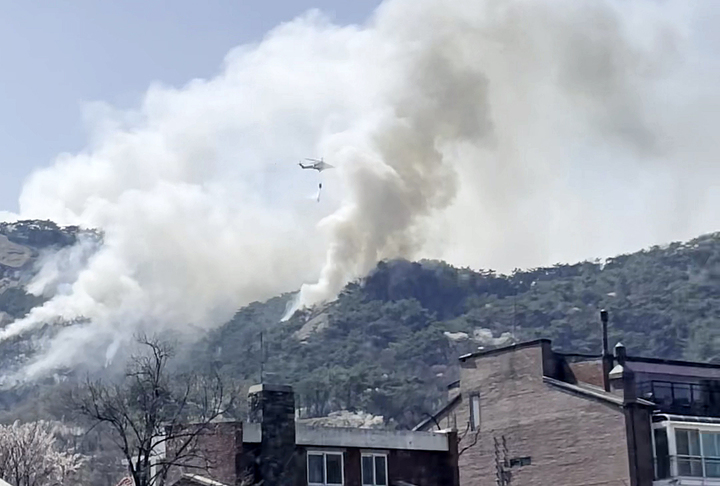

240,421,451,451
458,338,551,361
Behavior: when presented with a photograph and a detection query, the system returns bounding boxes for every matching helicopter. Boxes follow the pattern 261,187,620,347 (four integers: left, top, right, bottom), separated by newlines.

298,157,334,172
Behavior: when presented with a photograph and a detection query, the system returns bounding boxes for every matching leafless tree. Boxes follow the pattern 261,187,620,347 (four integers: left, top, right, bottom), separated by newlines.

0,420,83,486
70,335,234,486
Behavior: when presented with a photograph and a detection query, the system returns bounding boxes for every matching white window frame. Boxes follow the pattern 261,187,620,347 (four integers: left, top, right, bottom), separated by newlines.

652,420,720,480
361,451,389,486
675,428,703,477
307,450,345,486
469,393,481,431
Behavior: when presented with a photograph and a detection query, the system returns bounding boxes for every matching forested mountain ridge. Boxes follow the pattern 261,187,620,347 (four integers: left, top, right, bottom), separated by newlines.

195,232,720,428
0,220,719,428
0,220,100,323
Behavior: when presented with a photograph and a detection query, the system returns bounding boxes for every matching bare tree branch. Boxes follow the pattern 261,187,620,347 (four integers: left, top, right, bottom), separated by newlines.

69,335,235,486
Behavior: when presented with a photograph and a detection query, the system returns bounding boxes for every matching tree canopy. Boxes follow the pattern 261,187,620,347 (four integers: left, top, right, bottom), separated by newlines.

196,233,720,428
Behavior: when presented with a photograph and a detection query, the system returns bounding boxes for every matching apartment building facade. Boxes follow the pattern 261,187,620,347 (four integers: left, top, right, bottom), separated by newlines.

417,332,720,486
166,384,459,486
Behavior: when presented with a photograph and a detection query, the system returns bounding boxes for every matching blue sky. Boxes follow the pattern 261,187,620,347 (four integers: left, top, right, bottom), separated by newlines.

0,0,381,212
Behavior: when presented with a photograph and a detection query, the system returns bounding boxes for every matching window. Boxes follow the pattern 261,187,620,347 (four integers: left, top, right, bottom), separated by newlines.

702,432,720,478
362,453,387,486
676,429,703,477
673,384,692,407
674,429,720,478
307,451,343,485
654,428,670,480
652,382,673,407
509,457,531,467
469,393,480,431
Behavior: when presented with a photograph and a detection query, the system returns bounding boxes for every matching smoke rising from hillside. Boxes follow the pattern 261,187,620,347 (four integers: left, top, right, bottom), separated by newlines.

3,0,720,376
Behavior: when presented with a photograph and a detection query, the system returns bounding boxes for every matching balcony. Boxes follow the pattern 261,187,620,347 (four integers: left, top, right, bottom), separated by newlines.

654,421,720,485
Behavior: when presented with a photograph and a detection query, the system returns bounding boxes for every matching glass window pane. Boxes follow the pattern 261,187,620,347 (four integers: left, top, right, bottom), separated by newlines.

375,456,387,485
308,454,325,484
326,454,343,485
688,430,701,456
703,432,720,458
653,382,672,406
470,395,480,431
706,459,720,478
362,456,374,485
677,430,690,455
677,458,703,477
676,429,701,457
674,384,691,405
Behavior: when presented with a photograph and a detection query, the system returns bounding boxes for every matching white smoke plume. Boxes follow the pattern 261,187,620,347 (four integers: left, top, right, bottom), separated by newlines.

2,0,720,377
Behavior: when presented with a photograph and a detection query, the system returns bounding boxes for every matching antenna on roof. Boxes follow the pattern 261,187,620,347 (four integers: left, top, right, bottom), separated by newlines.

260,331,265,384
512,295,517,341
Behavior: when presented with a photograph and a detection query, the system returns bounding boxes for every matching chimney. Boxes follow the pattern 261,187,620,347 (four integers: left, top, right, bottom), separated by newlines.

614,341,627,366
609,342,636,402
248,384,298,486
600,310,612,392
609,342,626,395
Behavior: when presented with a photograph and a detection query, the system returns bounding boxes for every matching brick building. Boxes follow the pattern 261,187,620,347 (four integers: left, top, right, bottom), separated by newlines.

416,316,720,486
166,384,459,486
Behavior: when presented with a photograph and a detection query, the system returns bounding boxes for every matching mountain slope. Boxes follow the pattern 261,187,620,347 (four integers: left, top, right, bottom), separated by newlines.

196,234,720,427
0,220,90,323
0,221,719,428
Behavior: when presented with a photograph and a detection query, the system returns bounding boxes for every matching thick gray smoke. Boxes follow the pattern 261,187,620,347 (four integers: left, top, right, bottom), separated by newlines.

2,0,720,376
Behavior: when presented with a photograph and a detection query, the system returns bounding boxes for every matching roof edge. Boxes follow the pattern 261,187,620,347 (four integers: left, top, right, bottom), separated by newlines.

557,352,603,360
181,474,230,486
543,376,654,409
653,414,720,425
413,394,462,431
544,376,624,408
626,355,720,370
447,380,460,390
459,339,551,362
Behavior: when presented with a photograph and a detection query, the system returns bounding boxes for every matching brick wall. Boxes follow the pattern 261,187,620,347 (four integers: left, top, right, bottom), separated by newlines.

296,444,459,486
166,422,244,485
456,342,633,486
389,437,459,486
166,384,459,486
567,359,605,388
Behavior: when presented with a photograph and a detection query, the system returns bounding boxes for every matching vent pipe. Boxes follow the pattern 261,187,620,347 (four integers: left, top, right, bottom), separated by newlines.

600,309,609,356
600,309,612,392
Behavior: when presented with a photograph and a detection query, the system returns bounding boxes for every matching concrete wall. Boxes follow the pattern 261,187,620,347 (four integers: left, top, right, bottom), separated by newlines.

456,342,633,486
296,424,449,451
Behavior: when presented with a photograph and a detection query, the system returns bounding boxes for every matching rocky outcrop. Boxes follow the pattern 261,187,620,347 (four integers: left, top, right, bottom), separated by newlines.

0,235,32,269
